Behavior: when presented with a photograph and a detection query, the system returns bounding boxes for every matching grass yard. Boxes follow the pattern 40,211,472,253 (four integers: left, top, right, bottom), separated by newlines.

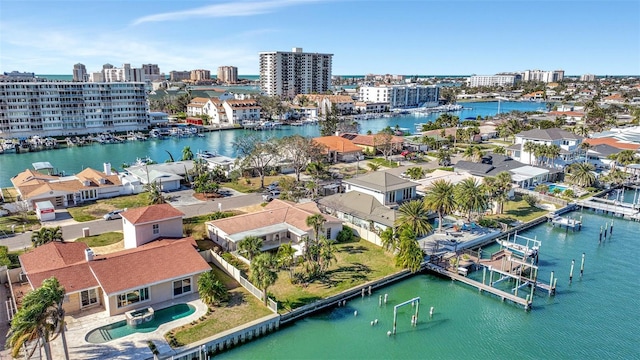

268,238,398,312
0,214,40,233
221,175,284,193
76,232,123,247
488,197,549,224
183,211,239,241
168,265,273,346
1,188,19,203
67,194,150,221
367,157,399,168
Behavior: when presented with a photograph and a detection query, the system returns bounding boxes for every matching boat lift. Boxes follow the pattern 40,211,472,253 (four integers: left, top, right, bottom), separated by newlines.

392,297,420,335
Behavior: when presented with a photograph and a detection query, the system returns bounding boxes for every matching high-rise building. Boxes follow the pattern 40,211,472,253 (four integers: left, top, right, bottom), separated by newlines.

190,69,211,81
95,63,143,82
170,70,191,82
521,69,564,83
359,85,439,108
141,64,163,82
0,80,149,138
73,63,88,82
259,47,333,97
468,75,519,87
217,66,238,84
580,74,596,82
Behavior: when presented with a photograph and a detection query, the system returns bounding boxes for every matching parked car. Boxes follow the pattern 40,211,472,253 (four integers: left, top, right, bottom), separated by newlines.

262,190,280,202
103,209,126,220
266,181,279,191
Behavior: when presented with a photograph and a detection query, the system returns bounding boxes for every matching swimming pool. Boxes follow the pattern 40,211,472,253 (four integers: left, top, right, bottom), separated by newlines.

547,184,568,193
85,303,195,344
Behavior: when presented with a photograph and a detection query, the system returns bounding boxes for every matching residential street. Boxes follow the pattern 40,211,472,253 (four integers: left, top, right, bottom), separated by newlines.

0,190,263,252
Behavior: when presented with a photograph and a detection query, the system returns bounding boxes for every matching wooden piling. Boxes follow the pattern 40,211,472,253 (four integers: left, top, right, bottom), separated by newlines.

580,253,585,277
549,271,555,296
569,259,575,284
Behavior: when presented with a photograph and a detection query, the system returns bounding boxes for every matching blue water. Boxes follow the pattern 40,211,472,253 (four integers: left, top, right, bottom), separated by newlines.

216,210,640,359
0,101,545,188
548,184,568,193
85,303,195,344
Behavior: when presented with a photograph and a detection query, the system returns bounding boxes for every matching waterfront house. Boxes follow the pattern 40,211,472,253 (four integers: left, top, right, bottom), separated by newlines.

296,94,355,115
16,203,210,316
342,172,417,208
507,128,584,168
339,133,404,155
354,101,390,113
222,99,261,124
125,161,195,191
312,135,363,163
186,97,211,117
317,191,396,246
11,164,124,209
206,199,342,253
454,154,555,189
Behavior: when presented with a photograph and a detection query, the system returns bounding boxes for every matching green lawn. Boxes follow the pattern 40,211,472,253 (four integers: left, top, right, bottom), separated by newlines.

487,198,549,224
183,211,239,241
0,214,40,233
168,265,273,346
67,194,150,222
267,238,398,312
221,175,284,193
368,157,399,168
76,232,123,247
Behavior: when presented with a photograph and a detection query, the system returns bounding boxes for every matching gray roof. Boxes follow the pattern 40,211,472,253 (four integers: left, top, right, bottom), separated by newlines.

454,154,530,178
517,128,583,141
589,144,620,158
343,172,415,193
318,192,396,227
506,143,522,151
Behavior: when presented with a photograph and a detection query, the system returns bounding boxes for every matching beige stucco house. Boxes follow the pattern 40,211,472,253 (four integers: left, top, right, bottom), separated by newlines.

121,203,185,249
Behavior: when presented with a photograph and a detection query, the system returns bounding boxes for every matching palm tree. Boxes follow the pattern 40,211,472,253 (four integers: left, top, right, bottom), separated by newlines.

395,227,424,273
305,214,326,243
394,199,433,237
435,148,451,166
31,227,63,247
573,125,590,137
546,144,561,168
566,163,596,187
462,145,482,162
181,146,194,161
602,167,629,187
482,176,499,214
611,150,638,172
405,167,425,180
197,270,228,307
580,142,592,163
8,277,68,360
367,163,380,171
238,236,263,261
454,178,488,222
144,181,166,204
424,180,456,233
318,238,337,273
532,143,546,166
249,253,278,306
495,171,513,214
276,243,296,280
523,141,537,165
380,227,398,252
493,145,506,155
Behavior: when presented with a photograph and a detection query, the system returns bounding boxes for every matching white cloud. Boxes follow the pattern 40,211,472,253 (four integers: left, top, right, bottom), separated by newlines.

132,0,318,26
0,22,264,73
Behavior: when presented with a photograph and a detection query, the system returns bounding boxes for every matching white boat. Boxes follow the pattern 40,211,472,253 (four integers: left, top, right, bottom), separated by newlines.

497,239,538,258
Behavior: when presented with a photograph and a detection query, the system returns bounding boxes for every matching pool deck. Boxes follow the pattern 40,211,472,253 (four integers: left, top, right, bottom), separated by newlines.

418,225,501,255
49,293,207,360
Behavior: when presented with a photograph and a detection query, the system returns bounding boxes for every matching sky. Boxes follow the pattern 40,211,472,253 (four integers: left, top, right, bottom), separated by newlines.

0,0,639,76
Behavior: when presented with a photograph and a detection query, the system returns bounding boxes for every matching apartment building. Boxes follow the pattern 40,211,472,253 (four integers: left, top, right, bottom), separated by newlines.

170,70,191,82
259,47,333,97
468,75,519,87
358,85,439,108
521,69,564,83
73,63,88,82
190,69,211,82
0,80,149,138
217,66,238,84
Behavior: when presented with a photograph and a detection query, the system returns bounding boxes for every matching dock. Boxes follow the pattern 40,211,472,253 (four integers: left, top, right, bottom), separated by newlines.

548,214,582,231
577,198,640,218
423,262,532,310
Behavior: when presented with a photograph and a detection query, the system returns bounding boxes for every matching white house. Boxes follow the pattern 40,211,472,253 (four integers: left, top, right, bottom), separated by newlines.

508,128,584,168
222,99,261,124
342,172,417,208
121,203,185,249
206,200,343,253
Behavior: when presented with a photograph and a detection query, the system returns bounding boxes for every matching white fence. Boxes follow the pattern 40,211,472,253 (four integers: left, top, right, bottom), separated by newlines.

344,223,382,247
200,250,278,313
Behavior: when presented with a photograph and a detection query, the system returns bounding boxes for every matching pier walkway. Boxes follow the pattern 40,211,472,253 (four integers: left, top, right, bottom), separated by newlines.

423,262,531,310
577,198,640,219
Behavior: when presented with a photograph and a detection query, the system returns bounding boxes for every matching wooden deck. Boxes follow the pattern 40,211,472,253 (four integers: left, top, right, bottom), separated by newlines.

578,198,639,217
423,262,531,309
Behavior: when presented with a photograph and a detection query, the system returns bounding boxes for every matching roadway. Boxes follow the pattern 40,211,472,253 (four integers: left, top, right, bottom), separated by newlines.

0,190,263,252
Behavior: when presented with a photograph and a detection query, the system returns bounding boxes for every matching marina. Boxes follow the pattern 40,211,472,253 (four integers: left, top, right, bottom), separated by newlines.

215,210,640,359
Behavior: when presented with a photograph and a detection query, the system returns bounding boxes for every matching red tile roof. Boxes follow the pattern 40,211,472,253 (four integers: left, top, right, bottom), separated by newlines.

121,203,185,225
90,238,209,295
584,137,640,150
313,136,362,154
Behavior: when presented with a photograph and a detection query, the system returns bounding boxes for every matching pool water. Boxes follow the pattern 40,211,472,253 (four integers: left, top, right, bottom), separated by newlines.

547,184,567,193
85,303,196,344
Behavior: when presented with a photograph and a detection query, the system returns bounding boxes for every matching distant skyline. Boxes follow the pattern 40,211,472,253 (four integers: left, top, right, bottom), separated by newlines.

1,0,639,76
